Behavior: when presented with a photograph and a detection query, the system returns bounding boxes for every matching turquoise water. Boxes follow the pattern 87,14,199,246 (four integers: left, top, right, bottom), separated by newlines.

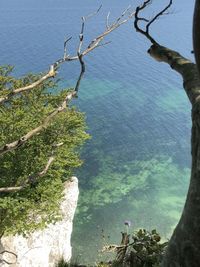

0,0,195,263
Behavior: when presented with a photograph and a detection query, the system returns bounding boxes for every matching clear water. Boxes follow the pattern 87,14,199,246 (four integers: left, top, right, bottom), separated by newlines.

0,0,195,264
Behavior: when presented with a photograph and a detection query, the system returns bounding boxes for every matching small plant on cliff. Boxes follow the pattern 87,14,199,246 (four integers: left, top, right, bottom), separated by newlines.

102,228,168,267
0,65,89,235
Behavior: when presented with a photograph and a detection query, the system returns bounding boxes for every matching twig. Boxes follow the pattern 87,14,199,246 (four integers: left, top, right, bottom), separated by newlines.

0,143,63,193
134,0,173,44
0,7,134,104
0,92,76,156
63,36,72,59
84,5,102,21
106,11,111,29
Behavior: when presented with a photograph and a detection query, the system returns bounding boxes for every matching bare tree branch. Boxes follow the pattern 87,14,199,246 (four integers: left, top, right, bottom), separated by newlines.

146,0,172,34
0,7,135,196
106,11,111,29
74,17,86,93
0,13,88,157
0,7,135,157
63,36,72,59
0,7,134,104
0,66,56,104
134,0,172,45
0,145,62,193
133,0,200,106
0,157,55,193
83,5,102,21
0,91,76,156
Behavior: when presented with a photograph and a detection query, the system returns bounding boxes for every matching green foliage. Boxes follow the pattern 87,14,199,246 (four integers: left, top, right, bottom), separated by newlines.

56,258,69,267
125,229,167,267
57,228,167,267
103,229,167,267
55,257,87,267
0,65,89,235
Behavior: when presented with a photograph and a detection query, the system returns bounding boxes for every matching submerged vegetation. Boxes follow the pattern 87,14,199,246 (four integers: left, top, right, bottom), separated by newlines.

78,157,189,210
73,154,189,262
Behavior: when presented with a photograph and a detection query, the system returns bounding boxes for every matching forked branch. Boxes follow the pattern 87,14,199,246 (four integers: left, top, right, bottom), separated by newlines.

134,0,172,45
0,6,134,156
0,6,134,104
134,0,200,106
0,90,77,156
0,143,63,193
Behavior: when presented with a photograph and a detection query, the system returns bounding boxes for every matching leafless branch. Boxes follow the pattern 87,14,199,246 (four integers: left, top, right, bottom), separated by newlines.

0,186,23,193
63,36,72,59
134,0,173,44
0,91,76,156
106,11,111,29
38,156,54,177
0,7,134,104
0,7,135,156
0,144,62,193
0,66,56,104
96,41,112,48
74,17,86,93
75,54,85,93
133,0,200,106
0,11,90,157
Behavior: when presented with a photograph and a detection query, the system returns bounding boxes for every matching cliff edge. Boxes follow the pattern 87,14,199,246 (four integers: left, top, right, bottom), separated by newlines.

0,176,79,267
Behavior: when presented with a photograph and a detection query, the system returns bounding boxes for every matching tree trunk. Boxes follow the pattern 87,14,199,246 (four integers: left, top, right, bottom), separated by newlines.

162,113,200,266
140,42,200,266
193,0,200,75
161,1,200,266
133,1,200,265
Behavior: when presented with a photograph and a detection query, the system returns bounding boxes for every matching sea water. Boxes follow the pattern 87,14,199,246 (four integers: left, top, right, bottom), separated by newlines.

0,0,195,263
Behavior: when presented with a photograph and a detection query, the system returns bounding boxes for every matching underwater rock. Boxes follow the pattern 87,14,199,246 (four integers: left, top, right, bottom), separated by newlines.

0,177,79,267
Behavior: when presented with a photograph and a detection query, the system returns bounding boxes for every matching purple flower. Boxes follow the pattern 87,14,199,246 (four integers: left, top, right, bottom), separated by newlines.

124,220,131,227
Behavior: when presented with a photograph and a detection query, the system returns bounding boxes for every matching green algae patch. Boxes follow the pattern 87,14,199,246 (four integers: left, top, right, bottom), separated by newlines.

77,157,189,216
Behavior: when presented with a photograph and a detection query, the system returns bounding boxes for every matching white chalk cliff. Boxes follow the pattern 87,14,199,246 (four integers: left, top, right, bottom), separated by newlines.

0,177,79,267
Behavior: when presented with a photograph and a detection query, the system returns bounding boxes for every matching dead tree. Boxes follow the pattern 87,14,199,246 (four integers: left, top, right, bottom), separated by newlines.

134,1,200,266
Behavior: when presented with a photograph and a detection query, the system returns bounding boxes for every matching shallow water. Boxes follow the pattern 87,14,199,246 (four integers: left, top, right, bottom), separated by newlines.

0,0,195,264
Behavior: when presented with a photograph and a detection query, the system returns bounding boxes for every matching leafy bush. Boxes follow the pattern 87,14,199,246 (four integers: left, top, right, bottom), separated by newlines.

0,65,89,235
109,229,168,267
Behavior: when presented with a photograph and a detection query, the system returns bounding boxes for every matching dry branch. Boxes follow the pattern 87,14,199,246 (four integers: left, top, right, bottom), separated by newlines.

0,7,135,196
0,152,57,193
134,0,172,45
134,0,200,105
0,7,134,104
0,7,134,156
0,90,76,156
0,66,56,104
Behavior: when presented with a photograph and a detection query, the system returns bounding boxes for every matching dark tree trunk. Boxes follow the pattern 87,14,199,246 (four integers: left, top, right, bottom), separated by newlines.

162,116,200,266
134,1,200,265
161,1,200,266
193,0,200,75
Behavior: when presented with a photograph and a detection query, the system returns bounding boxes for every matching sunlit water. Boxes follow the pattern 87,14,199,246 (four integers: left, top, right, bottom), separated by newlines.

0,0,195,264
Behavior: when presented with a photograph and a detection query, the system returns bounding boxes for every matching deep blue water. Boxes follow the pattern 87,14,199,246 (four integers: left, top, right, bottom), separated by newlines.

0,0,195,263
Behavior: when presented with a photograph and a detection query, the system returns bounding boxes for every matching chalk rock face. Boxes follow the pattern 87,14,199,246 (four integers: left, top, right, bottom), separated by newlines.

0,177,79,267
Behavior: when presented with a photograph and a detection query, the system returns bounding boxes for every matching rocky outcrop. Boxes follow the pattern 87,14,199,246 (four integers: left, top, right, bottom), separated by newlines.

0,177,79,267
